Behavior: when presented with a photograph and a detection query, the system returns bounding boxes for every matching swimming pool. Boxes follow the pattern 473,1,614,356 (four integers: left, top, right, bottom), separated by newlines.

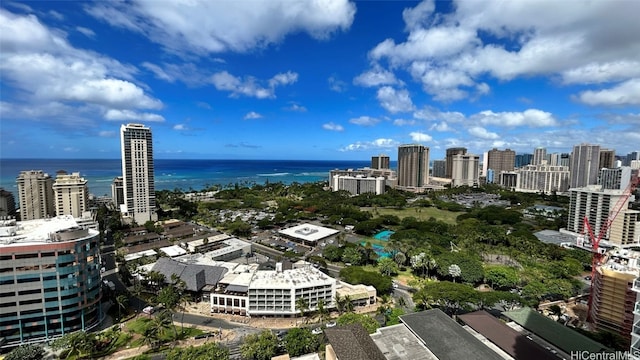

373,230,395,241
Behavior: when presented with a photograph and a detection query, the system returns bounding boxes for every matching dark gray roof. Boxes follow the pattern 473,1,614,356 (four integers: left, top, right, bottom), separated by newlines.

151,257,227,292
400,309,503,360
324,323,386,360
225,284,248,293
458,310,557,360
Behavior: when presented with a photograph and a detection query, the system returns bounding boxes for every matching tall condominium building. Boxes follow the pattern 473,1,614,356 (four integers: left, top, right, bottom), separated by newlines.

515,153,533,168
485,148,516,175
532,147,547,166
515,165,570,193
120,123,156,225
53,171,89,218
0,188,16,217
567,186,627,241
0,216,103,347
451,153,479,187
570,143,601,188
111,176,124,208
591,249,638,345
432,159,446,178
609,210,640,248
599,149,616,170
397,144,429,188
445,147,467,178
331,175,386,195
371,154,390,169
549,153,571,167
599,167,632,190
16,170,55,221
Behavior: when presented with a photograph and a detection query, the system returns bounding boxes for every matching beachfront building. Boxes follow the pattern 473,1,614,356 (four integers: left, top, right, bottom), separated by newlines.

278,223,339,246
53,171,89,218
16,170,55,221
397,144,430,190
331,174,385,196
0,188,16,217
120,123,156,225
0,216,103,348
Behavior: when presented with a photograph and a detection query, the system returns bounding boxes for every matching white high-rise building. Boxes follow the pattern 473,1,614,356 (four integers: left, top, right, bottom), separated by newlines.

532,147,547,166
16,170,55,220
120,123,156,225
53,171,89,218
567,186,627,244
515,165,570,193
570,144,601,188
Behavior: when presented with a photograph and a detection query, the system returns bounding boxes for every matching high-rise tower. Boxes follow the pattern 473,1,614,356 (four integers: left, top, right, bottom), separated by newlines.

371,154,390,169
486,148,516,174
445,147,467,179
397,144,429,188
570,143,601,188
53,171,89,218
16,170,55,220
120,123,156,225
532,147,547,166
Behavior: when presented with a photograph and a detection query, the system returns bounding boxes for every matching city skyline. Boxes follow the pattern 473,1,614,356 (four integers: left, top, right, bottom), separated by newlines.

1,1,639,161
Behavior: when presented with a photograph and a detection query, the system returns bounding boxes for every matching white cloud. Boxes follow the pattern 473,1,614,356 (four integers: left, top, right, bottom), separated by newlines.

409,131,432,142
413,107,466,123
353,64,399,87
429,121,452,132
76,26,95,38
0,10,163,129
104,109,164,122
285,103,307,112
393,119,416,126
322,122,344,132
211,71,298,99
173,124,187,130
349,116,379,126
244,111,263,120
468,126,499,140
365,0,640,104
575,79,640,106
341,138,399,151
85,0,356,55
472,109,557,127
328,75,347,92
376,86,414,113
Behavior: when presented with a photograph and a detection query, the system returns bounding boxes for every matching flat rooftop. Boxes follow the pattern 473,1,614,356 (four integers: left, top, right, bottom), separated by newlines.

278,223,339,243
249,266,335,289
205,237,251,258
0,215,98,246
400,309,504,360
370,324,437,360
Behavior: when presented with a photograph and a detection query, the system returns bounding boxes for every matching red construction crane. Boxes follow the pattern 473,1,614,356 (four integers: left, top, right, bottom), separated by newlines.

585,174,639,320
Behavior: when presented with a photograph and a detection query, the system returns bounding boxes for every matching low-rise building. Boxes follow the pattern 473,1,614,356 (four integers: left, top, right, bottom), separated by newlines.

279,223,339,246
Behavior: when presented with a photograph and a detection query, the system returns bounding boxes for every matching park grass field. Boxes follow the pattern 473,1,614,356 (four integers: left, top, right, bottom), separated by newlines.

362,206,462,225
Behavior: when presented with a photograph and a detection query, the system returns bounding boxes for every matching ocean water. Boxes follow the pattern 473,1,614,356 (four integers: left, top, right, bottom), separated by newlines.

0,159,378,199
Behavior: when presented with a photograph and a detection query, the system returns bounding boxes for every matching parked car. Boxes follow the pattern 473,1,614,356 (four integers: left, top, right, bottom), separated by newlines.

311,327,323,335
325,321,336,328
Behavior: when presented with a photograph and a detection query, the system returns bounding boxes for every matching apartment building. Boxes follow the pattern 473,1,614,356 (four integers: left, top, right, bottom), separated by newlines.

53,171,89,218
16,170,55,221
331,175,385,195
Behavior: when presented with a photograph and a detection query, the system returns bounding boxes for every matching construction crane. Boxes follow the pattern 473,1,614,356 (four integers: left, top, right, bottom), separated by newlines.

585,174,639,320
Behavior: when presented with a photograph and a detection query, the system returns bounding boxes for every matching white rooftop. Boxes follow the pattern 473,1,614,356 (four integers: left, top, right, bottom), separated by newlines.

160,245,187,257
125,249,157,262
278,223,339,243
250,266,335,289
205,237,251,259
0,215,98,246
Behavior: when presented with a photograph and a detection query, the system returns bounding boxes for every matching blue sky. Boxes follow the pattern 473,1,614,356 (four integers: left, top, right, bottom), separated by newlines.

1,0,639,161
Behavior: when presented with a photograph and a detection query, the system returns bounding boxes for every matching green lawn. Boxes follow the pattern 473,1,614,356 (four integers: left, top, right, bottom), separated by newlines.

363,206,462,225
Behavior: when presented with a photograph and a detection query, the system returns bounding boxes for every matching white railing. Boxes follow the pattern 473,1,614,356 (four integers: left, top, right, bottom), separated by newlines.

634,278,640,292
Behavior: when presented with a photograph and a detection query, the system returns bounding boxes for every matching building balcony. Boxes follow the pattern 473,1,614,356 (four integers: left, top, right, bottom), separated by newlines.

633,322,640,338
633,278,640,293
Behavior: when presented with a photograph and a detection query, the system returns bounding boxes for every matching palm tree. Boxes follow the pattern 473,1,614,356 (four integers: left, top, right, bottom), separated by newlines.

115,294,129,321
377,295,393,326
146,270,166,293
295,297,309,324
317,299,329,324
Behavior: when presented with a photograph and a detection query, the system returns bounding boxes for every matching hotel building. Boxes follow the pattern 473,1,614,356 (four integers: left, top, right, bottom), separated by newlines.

331,175,386,195
515,164,570,193
111,176,124,208
397,144,429,189
0,188,16,217
120,123,157,225
53,172,89,218
445,147,467,179
484,148,516,180
567,186,628,246
16,170,55,221
571,143,601,188
0,216,103,348
371,154,390,170
451,153,479,187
